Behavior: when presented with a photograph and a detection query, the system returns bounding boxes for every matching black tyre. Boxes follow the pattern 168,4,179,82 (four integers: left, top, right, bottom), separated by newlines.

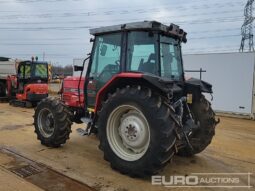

31,102,38,108
98,86,177,177
177,95,217,157
34,97,72,148
0,82,6,97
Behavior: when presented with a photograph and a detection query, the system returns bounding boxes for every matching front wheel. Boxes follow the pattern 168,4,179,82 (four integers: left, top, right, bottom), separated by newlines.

34,97,72,147
177,95,217,157
98,86,177,177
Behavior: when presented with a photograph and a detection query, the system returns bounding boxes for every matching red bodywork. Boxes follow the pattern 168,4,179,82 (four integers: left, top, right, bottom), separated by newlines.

62,73,143,113
94,73,143,112
62,76,85,107
6,75,48,101
6,75,17,97
16,83,48,101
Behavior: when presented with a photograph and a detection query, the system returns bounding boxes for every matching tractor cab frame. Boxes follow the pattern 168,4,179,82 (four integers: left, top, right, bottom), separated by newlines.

84,21,189,111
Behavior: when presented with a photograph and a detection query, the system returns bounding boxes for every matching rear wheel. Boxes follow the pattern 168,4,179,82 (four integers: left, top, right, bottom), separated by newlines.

34,97,72,147
107,104,150,161
98,86,177,177
177,95,217,157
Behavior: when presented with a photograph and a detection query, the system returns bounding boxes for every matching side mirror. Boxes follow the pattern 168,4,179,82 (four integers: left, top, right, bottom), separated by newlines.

100,44,107,56
74,65,84,71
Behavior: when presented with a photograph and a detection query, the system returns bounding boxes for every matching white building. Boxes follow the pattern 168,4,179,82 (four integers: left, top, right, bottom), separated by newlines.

183,52,255,118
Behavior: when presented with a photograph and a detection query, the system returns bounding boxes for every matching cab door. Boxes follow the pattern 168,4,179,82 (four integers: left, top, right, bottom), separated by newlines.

86,33,122,107
17,62,31,93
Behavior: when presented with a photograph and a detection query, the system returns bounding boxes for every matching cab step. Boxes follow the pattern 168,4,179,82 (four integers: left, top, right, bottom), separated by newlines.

80,117,92,125
76,128,89,136
76,117,94,136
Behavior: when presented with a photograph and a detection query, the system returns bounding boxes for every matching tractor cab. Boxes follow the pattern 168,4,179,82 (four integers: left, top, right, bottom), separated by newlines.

17,61,48,92
85,21,188,108
12,61,49,106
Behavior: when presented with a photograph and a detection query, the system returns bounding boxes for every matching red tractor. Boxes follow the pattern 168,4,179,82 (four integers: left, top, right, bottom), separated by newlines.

34,21,219,177
59,76,85,124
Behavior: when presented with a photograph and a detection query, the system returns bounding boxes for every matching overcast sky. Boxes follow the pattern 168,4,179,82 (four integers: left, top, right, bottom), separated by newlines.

0,0,246,65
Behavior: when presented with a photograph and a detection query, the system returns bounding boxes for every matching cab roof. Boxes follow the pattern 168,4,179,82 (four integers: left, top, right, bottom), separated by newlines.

89,21,187,42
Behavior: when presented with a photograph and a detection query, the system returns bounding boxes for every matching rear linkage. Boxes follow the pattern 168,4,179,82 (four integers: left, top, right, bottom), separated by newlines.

77,90,197,153
164,96,197,151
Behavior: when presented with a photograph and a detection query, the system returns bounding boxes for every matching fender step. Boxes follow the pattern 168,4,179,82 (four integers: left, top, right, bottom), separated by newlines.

76,117,93,136
80,117,92,125
76,128,89,136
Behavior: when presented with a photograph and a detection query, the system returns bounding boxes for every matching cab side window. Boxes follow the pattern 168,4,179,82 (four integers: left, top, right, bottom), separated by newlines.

126,31,159,76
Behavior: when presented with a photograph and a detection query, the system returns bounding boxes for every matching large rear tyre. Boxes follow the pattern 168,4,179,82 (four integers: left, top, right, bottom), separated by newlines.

177,95,217,157
98,86,177,177
34,97,72,148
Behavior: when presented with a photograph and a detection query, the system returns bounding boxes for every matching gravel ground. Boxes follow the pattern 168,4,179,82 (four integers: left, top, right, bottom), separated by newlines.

0,103,254,191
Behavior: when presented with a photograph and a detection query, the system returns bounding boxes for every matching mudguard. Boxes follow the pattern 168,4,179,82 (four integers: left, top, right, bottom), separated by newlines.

94,74,212,113
94,73,182,112
185,78,213,93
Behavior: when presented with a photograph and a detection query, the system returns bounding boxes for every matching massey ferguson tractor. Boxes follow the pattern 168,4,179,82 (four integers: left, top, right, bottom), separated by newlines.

0,58,49,107
34,21,219,177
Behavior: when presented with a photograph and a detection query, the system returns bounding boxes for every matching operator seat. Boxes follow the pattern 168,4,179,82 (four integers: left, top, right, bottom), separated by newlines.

98,64,119,83
138,53,157,75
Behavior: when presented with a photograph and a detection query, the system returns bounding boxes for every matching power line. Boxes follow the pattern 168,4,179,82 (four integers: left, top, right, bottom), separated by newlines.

0,34,241,46
0,33,241,43
0,0,82,3
0,28,242,46
0,0,246,61
0,0,243,7
0,9,243,25
0,2,244,20
189,34,240,40
0,43,90,45
0,16,244,31
1,54,83,58
184,45,241,54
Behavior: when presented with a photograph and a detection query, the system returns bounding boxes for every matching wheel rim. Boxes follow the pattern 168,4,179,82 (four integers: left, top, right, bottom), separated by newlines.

106,105,150,161
37,108,55,138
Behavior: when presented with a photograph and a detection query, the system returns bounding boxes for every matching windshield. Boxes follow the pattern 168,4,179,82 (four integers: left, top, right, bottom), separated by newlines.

160,35,183,80
34,64,48,79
